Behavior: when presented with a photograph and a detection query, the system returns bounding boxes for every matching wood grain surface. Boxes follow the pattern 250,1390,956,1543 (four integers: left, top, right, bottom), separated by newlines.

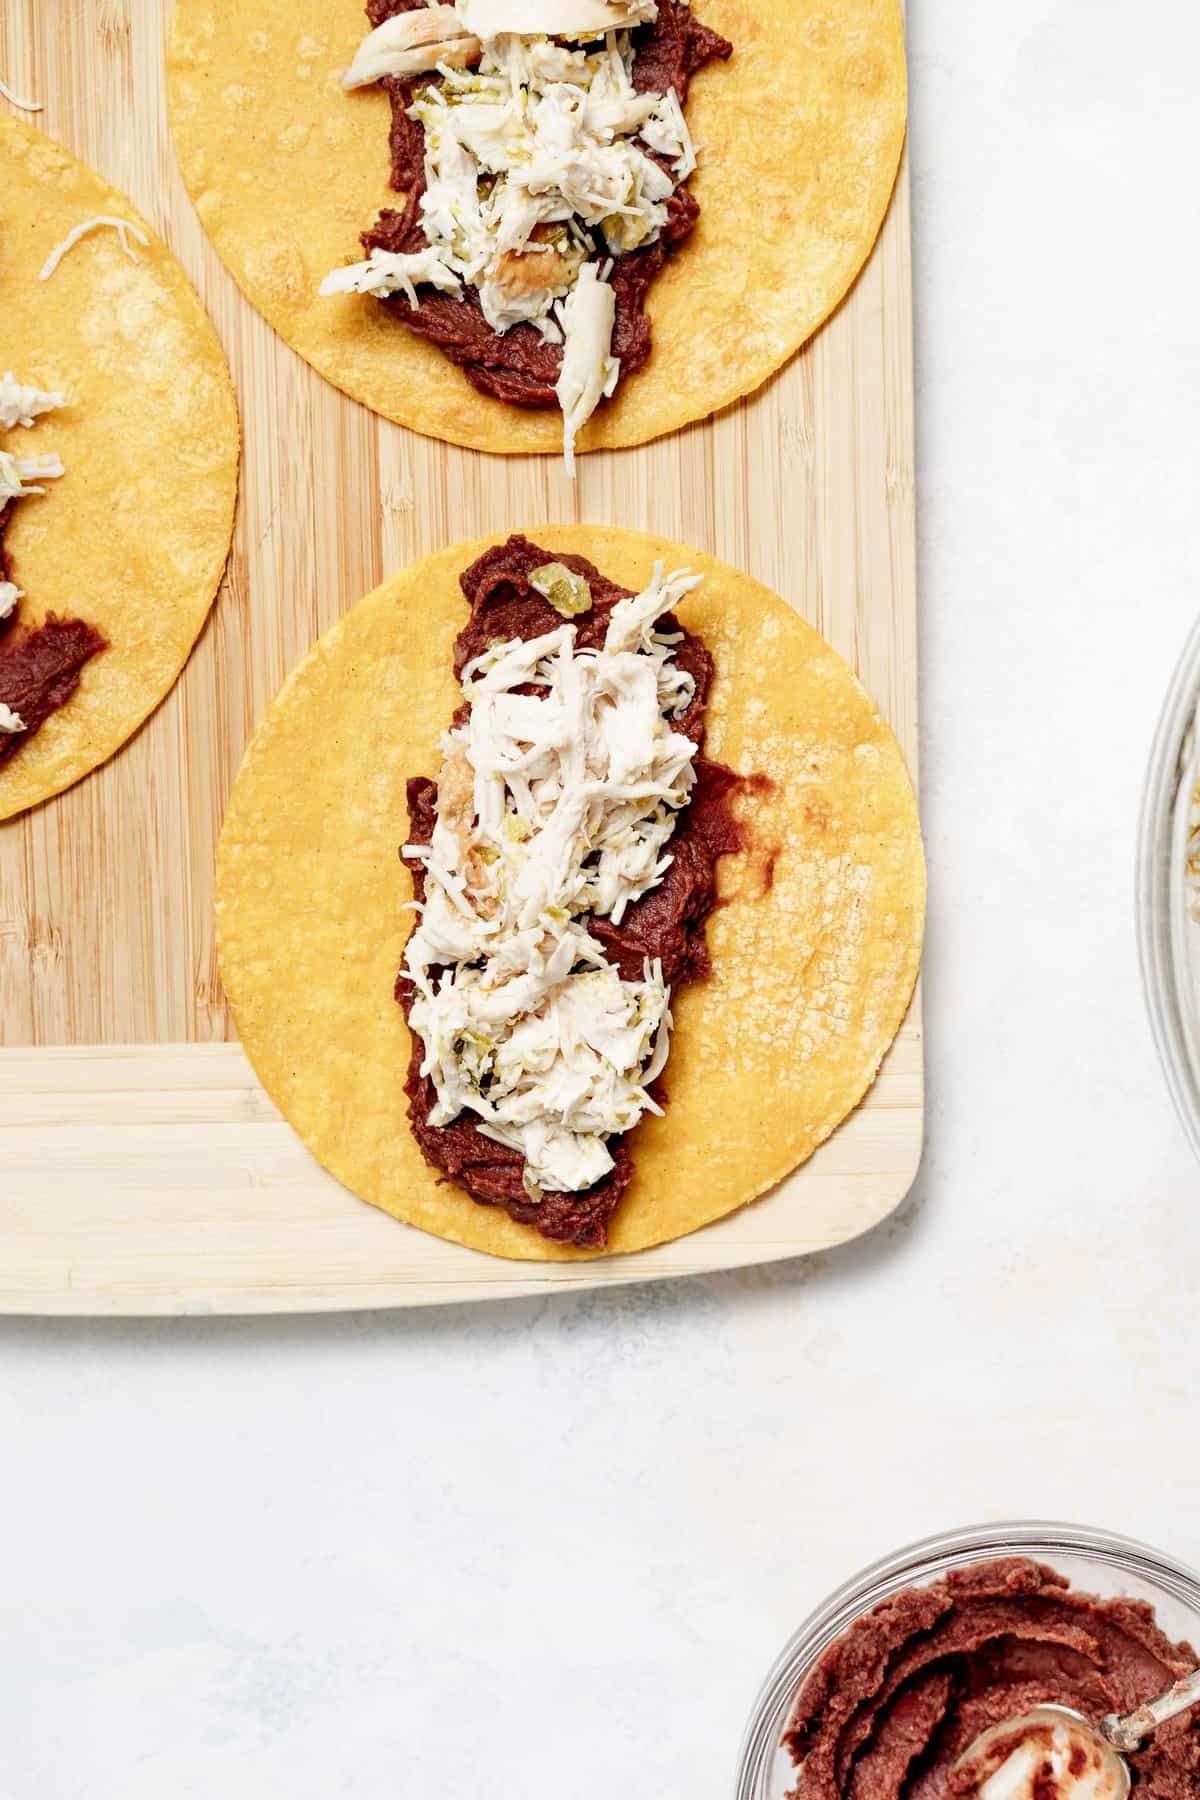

0,1036,922,1312
0,0,921,1312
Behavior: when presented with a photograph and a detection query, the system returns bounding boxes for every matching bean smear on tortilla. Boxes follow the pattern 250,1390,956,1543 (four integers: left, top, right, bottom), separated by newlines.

397,533,747,1247
322,1,731,470
0,115,239,823
0,377,105,766
215,526,924,1262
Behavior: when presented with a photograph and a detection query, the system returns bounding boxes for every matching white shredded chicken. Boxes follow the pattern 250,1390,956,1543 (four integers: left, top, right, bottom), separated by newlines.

39,216,150,282
457,1,659,37
402,560,703,1195
326,5,699,469
0,372,66,431
0,74,41,112
0,450,65,500
342,7,481,89
0,380,67,666
555,263,619,474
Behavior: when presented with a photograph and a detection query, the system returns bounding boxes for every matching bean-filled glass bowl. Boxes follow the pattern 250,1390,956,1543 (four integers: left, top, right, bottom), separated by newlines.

736,1521,1200,1800
1138,615,1200,1163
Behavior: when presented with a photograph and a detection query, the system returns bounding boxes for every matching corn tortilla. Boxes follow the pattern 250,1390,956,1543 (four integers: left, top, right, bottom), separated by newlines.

167,0,906,455
215,527,925,1260
0,116,239,821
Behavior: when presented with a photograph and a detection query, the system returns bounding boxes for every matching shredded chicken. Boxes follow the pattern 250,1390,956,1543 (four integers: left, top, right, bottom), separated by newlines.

342,8,482,88
39,216,149,281
457,0,659,37
328,11,698,468
0,450,65,500
402,562,702,1195
0,373,65,431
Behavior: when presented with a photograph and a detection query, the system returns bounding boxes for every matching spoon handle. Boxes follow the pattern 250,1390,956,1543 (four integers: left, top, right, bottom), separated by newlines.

1102,1666,1200,1753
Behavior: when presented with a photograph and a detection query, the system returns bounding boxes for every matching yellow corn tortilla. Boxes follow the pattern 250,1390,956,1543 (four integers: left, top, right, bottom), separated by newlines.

215,527,925,1260
168,0,906,455
0,115,239,821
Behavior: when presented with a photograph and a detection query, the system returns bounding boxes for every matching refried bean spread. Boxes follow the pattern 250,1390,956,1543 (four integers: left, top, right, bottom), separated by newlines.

0,504,105,766
397,533,747,1251
320,1,734,464
785,1559,1200,1800
362,0,730,409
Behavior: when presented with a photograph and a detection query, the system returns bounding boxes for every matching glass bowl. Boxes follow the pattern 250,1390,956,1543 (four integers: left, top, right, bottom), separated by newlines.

736,1520,1200,1800
1138,613,1200,1163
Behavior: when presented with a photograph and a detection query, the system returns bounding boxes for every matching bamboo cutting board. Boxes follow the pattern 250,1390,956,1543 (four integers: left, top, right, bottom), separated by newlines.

0,0,921,1314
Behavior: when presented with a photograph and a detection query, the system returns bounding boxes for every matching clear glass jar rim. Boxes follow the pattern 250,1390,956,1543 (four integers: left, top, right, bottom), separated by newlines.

1137,612,1200,1163
736,1520,1200,1800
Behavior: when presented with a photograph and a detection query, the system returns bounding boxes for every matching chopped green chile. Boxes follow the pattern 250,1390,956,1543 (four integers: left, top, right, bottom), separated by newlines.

530,562,592,617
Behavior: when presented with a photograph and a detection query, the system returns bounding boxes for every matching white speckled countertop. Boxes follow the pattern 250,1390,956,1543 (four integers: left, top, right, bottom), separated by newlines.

5,2,1200,1793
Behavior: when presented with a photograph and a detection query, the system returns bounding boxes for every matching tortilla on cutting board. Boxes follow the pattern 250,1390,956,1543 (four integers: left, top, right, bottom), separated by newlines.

215,527,925,1261
167,0,906,456
0,115,239,820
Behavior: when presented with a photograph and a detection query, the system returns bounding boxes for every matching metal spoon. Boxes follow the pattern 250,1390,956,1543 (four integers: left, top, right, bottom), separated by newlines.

951,1668,1200,1800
